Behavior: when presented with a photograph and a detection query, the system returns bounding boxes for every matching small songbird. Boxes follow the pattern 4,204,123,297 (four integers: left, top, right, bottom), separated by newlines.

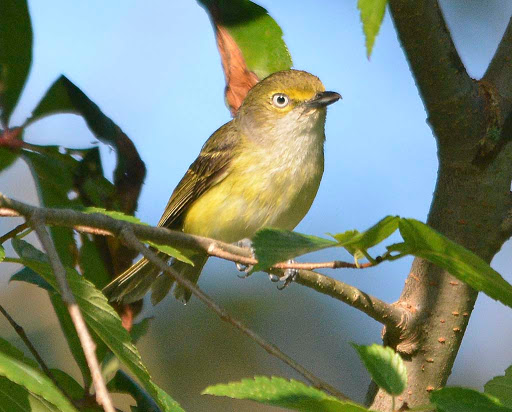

104,69,340,304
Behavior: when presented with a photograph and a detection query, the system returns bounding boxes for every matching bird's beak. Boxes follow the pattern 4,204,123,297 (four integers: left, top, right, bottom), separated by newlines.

307,91,342,108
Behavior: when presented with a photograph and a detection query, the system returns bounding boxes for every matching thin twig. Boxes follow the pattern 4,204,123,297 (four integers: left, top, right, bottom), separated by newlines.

0,303,75,403
30,215,115,412
119,226,353,402
0,193,399,326
0,222,28,244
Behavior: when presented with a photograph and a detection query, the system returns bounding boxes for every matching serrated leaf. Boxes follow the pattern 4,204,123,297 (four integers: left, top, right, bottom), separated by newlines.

399,218,512,309
332,216,399,256
0,351,78,412
203,376,369,411
352,344,406,396
358,0,387,58
12,241,183,411
0,376,61,412
485,366,512,408
0,0,32,124
253,228,338,271
431,387,512,412
10,266,55,291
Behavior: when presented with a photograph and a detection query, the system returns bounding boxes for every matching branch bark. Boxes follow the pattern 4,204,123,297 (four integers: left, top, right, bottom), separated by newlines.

369,1,512,410
30,215,115,412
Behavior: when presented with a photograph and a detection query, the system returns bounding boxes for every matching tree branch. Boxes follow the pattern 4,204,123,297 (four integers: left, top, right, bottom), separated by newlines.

30,215,115,412
388,0,475,107
0,193,399,326
295,270,406,327
484,16,512,100
119,227,352,401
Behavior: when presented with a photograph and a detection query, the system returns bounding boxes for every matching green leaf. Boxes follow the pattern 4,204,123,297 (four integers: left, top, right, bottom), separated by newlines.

10,266,55,292
49,369,85,400
79,235,111,289
108,370,160,412
332,216,399,256
485,366,512,408
0,376,61,412
203,376,369,411
431,387,512,412
0,244,5,262
357,0,387,58
0,351,78,412
0,337,38,369
352,344,406,396
399,218,512,309
252,228,338,271
0,0,32,125
83,207,146,225
26,76,146,214
12,241,183,411
0,147,19,173
198,0,292,79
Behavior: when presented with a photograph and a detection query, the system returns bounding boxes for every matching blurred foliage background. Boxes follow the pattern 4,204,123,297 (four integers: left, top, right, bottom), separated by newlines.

1,1,512,410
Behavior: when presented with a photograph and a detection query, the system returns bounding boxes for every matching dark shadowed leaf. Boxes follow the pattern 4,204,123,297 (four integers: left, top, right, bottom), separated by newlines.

0,147,18,173
399,218,512,309
11,239,183,411
0,0,32,125
0,349,78,411
253,228,338,271
352,344,406,396
203,376,369,411
485,366,512,408
108,370,160,412
10,266,54,292
431,387,511,412
358,0,387,58
0,376,60,412
49,369,85,400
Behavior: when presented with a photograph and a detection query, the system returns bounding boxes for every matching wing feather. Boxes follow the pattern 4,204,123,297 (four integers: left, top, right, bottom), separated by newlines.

157,120,240,229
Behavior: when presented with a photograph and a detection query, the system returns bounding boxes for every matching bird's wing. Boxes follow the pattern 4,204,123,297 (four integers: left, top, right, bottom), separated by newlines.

157,121,240,229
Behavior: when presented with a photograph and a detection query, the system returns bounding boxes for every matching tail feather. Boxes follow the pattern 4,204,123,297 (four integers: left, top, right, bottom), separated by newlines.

103,251,208,305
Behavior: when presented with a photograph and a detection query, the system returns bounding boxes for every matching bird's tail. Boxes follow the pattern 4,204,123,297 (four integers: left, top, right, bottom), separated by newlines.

103,251,207,305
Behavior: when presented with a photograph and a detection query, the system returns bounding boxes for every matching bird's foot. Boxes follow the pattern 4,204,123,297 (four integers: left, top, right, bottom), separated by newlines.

269,260,299,290
235,238,254,278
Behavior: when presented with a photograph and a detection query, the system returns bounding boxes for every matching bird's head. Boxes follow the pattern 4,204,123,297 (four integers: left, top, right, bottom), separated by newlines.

237,69,341,139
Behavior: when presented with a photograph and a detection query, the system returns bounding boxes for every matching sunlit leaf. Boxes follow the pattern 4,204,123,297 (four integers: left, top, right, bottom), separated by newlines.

203,376,369,411
352,344,406,396
253,228,338,271
399,218,512,309
485,366,512,408
358,0,387,58
431,387,511,412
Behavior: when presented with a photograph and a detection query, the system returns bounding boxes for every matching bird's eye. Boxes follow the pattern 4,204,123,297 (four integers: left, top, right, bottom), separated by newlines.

272,93,289,108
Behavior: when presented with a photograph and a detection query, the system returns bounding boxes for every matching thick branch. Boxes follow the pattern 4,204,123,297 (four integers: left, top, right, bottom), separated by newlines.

30,217,114,412
388,0,476,106
484,16,512,100
0,193,399,326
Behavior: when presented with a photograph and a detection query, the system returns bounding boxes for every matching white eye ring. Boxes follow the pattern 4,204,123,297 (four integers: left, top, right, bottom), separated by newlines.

272,93,289,108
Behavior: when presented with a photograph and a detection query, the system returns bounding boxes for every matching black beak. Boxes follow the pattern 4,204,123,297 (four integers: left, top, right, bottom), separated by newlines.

307,91,342,108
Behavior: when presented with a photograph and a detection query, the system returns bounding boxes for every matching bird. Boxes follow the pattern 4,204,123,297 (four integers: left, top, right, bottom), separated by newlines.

103,69,341,305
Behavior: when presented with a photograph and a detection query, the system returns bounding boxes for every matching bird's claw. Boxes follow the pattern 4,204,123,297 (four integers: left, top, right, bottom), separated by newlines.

269,260,299,290
235,238,255,276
